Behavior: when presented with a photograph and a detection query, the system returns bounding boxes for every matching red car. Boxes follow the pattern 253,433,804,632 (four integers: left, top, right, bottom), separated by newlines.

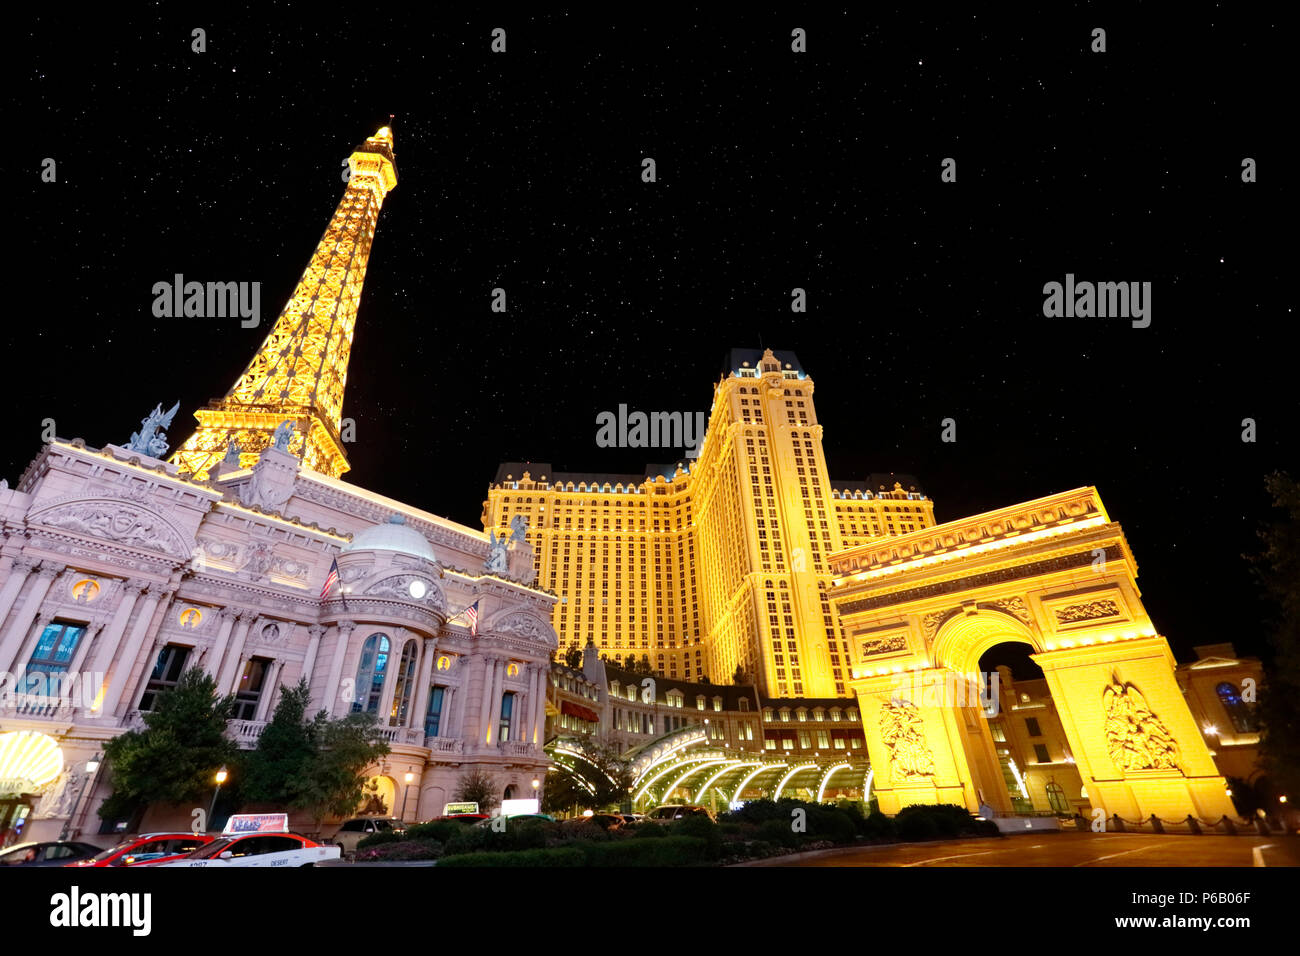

66,832,216,867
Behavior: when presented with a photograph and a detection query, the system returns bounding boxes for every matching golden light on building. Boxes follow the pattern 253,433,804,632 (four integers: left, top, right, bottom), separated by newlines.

170,124,398,480
482,349,936,698
0,730,64,795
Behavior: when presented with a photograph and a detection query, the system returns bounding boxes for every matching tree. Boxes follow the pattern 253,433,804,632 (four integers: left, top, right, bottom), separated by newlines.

563,644,582,669
454,767,501,813
541,738,633,813
241,679,315,806
733,665,751,686
292,709,391,826
1249,472,1300,798
98,668,238,822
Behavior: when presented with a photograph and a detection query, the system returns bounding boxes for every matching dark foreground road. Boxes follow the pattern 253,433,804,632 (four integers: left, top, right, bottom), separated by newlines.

738,832,1300,867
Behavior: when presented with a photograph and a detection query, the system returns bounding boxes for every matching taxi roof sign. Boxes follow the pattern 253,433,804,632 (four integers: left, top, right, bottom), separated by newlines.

442,802,479,815
223,812,290,834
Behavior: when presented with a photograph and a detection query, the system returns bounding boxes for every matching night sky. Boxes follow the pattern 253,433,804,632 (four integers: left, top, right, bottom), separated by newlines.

15,9,1292,666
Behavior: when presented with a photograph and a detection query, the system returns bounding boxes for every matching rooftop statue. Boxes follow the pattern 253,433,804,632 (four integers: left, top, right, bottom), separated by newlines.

485,529,509,573
271,420,295,451
509,514,529,543
124,402,180,458
222,438,242,466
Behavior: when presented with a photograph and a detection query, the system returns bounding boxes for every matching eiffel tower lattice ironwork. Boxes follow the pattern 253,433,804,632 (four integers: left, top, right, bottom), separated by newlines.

170,123,398,480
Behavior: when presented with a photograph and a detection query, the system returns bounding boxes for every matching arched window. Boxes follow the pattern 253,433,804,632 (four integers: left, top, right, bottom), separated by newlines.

389,640,419,726
1216,681,1258,733
503,784,516,801
1045,781,1070,813
352,633,390,715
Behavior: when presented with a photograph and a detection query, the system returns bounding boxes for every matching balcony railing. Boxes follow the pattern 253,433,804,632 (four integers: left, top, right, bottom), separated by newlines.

426,736,465,754
376,726,426,746
228,719,268,747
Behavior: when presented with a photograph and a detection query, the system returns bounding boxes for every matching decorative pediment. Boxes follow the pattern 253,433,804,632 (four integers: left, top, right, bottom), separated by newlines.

361,573,447,612
29,497,189,558
486,610,558,648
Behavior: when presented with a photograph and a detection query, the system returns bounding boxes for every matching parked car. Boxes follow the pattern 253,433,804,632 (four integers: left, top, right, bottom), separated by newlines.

66,832,216,867
159,833,340,867
472,813,555,828
0,841,101,867
645,804,715,822
422,814,489,825
329,817,407,854
618,813,646,825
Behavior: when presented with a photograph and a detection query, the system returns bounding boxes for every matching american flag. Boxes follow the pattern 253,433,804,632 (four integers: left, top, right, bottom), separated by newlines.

321,558,340,601
464,599,479,635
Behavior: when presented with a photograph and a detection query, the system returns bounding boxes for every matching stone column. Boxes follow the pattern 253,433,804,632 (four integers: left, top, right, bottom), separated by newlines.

528,664,546,745
0,562,63,675
487,658,506,744
102,584,172,719
411,637,436,732
301,624,326,685
254,659,285,721
86,579,146,684
477,655,497,744
202,607,238,679
324,620,356,716
443,685,458,738
63,620,105,715
216,611,257,695
0,556,39,646
377,628,407,726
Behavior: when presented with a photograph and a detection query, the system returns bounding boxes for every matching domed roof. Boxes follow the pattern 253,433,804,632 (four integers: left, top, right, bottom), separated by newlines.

342,515,436,562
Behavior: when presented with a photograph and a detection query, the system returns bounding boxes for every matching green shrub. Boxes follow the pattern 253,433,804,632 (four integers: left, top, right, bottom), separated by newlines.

405,821,464,844
355,839,442,862
861,811,896,840
894,804,986,840
668,815,723,858
582,836,710,867
627,822,667,838
805,806,857,843
896,811,938,841
758,818,799,848
355,830,401,849
444,819,548,855
438,847,586,867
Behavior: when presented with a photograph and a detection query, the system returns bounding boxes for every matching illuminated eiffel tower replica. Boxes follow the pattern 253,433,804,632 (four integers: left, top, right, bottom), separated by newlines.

170,123,398,481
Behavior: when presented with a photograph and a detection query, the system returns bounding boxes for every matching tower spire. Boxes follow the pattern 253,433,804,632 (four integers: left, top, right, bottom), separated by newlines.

170,124,398,480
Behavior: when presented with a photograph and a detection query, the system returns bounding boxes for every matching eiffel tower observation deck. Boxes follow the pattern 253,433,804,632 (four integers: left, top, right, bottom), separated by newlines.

170,123,398,480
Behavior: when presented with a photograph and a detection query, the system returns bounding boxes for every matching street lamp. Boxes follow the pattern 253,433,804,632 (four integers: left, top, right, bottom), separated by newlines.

207,765,228,831
401,772,415,821
59,754,102,841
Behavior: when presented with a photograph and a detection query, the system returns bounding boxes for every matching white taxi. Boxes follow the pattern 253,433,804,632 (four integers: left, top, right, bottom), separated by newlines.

161,832,340,868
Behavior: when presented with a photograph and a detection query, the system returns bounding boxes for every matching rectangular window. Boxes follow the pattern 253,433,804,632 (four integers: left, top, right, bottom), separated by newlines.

816,730,830,748
1033,744,1051,763
425,686,446,738
232,657,271,721
1025,717,1042,737
25,620,86,693
499,691,516,742
138,644,191,711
